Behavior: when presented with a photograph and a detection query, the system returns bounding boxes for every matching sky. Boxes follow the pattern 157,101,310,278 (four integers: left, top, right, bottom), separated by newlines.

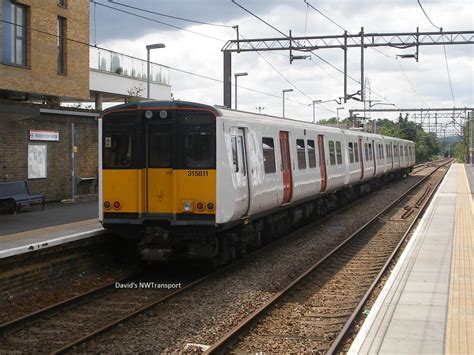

90,0,474,131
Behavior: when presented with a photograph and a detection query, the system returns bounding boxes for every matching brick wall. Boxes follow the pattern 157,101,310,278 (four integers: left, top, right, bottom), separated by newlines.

0,0,89,100
0,110,98,201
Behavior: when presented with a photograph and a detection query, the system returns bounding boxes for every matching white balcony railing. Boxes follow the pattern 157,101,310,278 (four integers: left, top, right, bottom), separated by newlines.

90,47,170,85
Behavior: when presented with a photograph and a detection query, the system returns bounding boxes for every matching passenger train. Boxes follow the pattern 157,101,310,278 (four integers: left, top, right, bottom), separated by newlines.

99,101,415,263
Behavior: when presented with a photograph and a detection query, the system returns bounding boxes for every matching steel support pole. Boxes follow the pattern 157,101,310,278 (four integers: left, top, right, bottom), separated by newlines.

283,92,286,118
223,51,232,108
147,48,150,99
71,123,75,203
235,76,238,110
344,30,348,103
312,102,315,124
360,27,365,102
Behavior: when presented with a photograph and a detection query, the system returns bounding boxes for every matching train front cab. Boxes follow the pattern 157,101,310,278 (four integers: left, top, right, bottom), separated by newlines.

99,102,219,260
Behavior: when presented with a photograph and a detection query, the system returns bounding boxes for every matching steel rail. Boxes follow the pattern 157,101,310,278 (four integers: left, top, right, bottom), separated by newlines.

326,160,451,354
0,270,140,334
204,160,451,354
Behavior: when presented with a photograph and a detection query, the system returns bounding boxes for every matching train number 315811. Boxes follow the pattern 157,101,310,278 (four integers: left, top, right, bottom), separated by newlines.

187,170,209,177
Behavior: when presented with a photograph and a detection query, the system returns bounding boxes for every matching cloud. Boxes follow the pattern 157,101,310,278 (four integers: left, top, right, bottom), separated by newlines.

97,0,473,125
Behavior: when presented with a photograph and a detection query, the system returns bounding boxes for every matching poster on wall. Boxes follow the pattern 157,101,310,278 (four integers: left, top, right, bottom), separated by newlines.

28,144,47,179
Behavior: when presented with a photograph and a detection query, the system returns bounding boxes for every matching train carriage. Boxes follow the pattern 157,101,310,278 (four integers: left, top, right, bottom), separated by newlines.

99,100,415,262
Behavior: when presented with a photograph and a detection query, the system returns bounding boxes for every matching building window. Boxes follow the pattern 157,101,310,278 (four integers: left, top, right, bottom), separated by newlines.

262,137,276,174
57,16,66,74
307,139,316,168
296,139,306,170
2,0,27,66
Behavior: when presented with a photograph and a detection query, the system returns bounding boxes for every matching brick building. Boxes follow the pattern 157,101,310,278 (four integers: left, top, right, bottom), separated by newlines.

0,0,89,100
0,0,96,202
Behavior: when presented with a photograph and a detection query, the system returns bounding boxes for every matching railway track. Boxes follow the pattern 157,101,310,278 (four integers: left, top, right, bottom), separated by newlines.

0,269,207,354
0,161,445,353
203,159,451,354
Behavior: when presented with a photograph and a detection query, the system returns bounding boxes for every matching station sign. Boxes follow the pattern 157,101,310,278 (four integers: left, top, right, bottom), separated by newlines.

29,130,59,141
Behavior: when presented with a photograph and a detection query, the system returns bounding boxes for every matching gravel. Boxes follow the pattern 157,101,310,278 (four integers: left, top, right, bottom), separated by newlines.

73,171,435,353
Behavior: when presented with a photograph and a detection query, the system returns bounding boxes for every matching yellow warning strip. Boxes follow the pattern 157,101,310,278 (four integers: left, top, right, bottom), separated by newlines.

446,165,474,354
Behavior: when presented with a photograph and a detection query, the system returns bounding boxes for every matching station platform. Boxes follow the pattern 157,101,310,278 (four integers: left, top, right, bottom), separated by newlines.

0,200,103,259
349,163,473,354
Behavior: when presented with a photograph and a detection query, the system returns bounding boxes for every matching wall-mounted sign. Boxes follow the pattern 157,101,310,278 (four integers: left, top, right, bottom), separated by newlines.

30,130,59,141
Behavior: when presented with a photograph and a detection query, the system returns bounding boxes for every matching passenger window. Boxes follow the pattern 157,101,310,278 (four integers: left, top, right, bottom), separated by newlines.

354,142,359,162
238,136,246,176
336,141,342,165
348,142,354,163
104,131,133,168
307,140,316,168
231,136,238,172
262,137,276,174
296,139,306,170
364,143,369,161
329,140,336,166
185,130,214,168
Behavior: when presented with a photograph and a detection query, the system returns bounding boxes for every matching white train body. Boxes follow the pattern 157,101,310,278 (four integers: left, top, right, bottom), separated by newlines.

215,108,415,225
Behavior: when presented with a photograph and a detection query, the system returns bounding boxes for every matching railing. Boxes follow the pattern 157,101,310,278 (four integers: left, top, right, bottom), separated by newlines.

89,47,170,85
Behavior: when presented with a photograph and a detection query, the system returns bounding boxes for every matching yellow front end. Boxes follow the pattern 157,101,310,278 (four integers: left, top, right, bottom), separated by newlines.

102,168,216,220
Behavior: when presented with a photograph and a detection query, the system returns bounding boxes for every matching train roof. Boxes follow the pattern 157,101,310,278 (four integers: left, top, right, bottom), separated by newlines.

100,100,413,144
215,106,414,144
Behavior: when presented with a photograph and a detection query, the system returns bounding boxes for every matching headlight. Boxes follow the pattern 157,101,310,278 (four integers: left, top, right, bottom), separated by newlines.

182,200,193,212
196,201,205,211
207,202,215,211
103,201,111,209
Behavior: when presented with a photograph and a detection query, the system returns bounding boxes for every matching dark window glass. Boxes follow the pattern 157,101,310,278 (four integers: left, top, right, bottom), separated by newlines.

238,136,246,175
369,143,373,161
329,140,336,165
149,125,171,168
354,142,359,162
336,141,342,165
3,1,27,66
104,131,133,168
185,131,214,168
231,136,238,172
57,16,66,74
296,139,306,170
262,137,276,174
348,142,354,163
307,140,316,168
180,112,215,169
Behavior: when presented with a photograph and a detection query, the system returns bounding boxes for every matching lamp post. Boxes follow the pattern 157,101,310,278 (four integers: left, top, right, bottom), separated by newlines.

282,89,293,117
336,106,345,121
311,100,322,123
234,72,248,110
146,43,165,99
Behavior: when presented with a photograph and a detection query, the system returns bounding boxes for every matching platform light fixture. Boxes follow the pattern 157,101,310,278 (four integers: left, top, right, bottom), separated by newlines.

146,43,166,99
234,72,248,110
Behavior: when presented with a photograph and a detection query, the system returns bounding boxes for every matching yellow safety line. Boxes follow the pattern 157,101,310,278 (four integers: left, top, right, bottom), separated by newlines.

446,165,474,354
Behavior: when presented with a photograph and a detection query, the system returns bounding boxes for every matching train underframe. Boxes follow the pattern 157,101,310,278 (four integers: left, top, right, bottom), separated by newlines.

106,168,412,264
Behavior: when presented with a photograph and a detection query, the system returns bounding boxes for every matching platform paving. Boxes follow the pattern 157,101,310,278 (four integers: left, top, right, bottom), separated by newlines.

348,163,473,354
0,200,102,259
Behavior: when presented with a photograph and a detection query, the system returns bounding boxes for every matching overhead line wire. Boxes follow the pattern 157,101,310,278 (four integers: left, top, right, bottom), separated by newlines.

108,0,233,28
232,0,398,107
90,0,226,42
0,19,310,108
416,0,456,106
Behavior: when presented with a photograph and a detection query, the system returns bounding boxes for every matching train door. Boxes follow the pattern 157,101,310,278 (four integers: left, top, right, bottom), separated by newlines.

232,127,250,215
146,121,173,214
372,140,377,176
317,135,327,192
279,131,293,203
358,138,364,180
